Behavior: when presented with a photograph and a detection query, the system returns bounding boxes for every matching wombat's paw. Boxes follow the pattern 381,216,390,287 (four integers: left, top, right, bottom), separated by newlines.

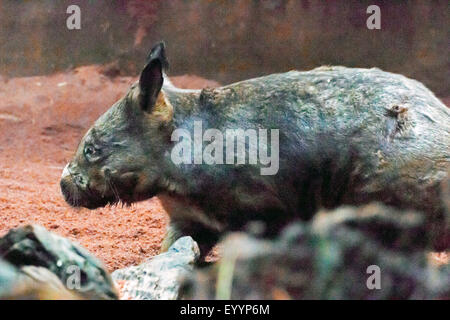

160,224,184,254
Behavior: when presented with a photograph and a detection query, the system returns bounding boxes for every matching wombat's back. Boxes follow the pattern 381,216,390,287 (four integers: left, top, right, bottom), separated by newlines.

165,66,448,249
184,66,449,244
217,66,449,142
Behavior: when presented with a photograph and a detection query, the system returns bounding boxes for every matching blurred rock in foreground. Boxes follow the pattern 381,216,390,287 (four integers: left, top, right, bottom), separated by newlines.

0,224,117,300
181,203,450,300
112,236,200,300
0,259,79,299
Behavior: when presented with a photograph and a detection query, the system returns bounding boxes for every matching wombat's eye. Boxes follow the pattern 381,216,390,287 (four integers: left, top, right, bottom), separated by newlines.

84,146,101,161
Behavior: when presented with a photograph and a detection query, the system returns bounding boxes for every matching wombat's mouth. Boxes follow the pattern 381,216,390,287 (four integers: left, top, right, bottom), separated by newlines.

60,177,157,209
60,179,117,209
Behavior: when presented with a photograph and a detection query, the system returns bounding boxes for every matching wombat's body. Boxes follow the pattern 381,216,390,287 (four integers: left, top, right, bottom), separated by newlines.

61,44,450,256
161,66,450,251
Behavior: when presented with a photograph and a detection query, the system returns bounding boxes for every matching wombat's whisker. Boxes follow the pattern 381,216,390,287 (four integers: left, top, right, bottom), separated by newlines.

47,166,64,170
106,175,120,205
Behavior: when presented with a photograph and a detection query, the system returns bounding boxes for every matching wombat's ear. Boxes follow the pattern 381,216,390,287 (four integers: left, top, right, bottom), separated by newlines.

139,42,168,112
145,41,169,69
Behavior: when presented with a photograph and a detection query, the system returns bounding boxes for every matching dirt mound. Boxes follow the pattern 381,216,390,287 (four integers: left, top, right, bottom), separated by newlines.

0,66,219,271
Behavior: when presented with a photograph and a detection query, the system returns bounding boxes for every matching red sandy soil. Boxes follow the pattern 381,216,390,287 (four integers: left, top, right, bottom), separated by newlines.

0,66,219,272
0,66,447,273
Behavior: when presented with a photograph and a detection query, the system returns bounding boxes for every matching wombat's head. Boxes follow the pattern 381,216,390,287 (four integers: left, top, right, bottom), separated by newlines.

60,42,173,209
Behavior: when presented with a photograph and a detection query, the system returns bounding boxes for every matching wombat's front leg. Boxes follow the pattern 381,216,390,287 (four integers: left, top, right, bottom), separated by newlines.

160,223,184,253
160,221,221,261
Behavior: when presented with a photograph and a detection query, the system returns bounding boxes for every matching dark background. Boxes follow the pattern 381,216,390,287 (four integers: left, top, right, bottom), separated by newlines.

0,0,448,95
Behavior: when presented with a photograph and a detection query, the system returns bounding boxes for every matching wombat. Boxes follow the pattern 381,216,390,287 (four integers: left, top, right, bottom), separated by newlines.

60,42,449,256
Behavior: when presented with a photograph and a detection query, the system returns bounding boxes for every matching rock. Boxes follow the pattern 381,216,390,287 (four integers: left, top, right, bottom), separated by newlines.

0,225,117,300
0,259,22,298
181,204,450,300
112,236,200,300
435,171,450,251
443,172,450,214
0,259,79,299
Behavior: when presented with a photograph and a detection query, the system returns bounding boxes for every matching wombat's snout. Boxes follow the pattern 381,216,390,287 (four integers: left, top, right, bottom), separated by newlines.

60,177,74,204
61,163,71,179
60,163,83,208
60,162,111,209
60,173,81,208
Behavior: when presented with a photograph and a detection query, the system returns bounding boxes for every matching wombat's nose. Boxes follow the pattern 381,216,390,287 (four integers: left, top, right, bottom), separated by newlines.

61,163,71,179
